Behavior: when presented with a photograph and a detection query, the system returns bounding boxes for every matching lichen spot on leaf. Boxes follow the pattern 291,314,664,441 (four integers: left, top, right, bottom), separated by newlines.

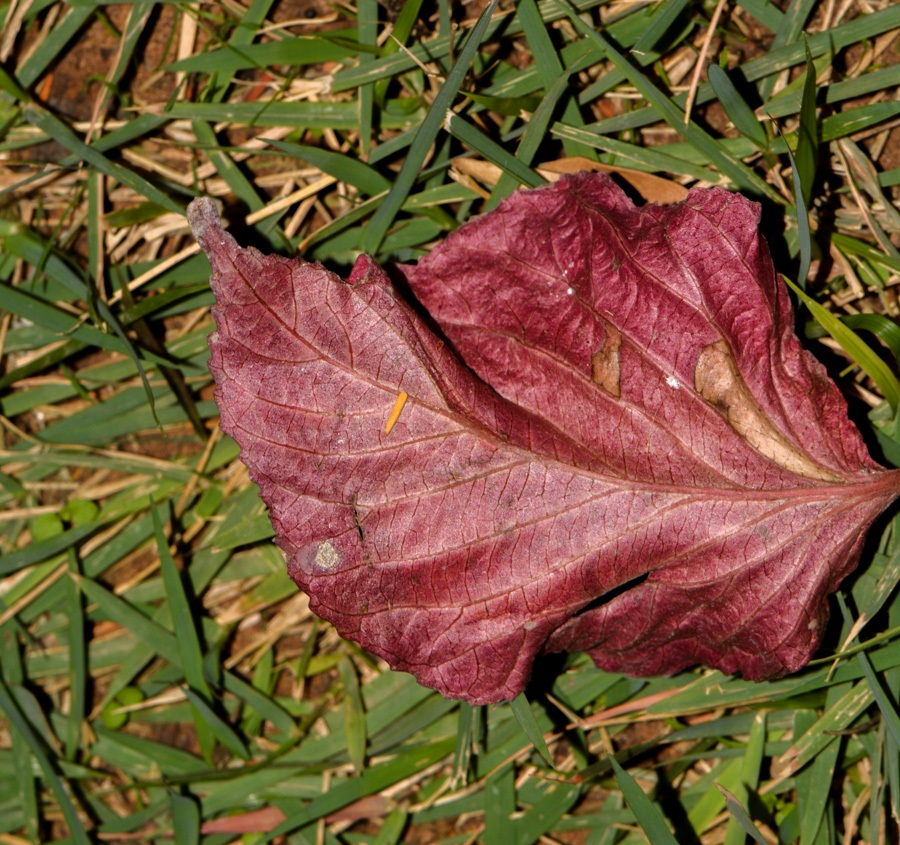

314,540,340,570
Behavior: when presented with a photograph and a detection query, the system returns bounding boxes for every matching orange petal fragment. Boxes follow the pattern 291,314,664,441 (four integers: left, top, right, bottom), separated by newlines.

384,391,408,435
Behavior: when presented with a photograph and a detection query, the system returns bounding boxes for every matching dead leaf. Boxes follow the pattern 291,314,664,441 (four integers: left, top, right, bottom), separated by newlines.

452,156,690,204
537,155,691,204
188,173,900,704
200,806,287,834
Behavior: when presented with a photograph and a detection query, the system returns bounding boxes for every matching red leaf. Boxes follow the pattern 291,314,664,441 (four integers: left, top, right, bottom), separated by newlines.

188,173,900,704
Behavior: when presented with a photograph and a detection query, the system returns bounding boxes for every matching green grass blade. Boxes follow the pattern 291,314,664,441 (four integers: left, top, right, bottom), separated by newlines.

737,0,784,30
518,0,564,83
14,6,93,87
784,277,900,411
241,647,274,737
806,313,900,388
118,284,212,326
466,91,543,115
0,239,173,427
182,687,251,761
778,680,872,776
227,0,277,48
687,757,743,834
708,64,768,150
741,709,767,788
841,315,900,367
631,0,691,56
359,0,500,254
77,572,297,739
372,806,408,845
0,523,97,577
221,671,297,740
766,63,900,120
486,67,573,209
87,171,103,312
166,36,359,74
718,784,769,845
374,0,425,105
797,716,840,843
0,284,164,370
64,549,86,763
266,737,456,840
585,5,900,137
853,541,900,633
296,192,384,251
11,684,62,751
608,753,678,844
509,693,553,767
445,113,545,189
550,122,713,181
330,0,604,92
357,0,377,155
0,676,90,845
484,764,517,841
837,594,900,750
821,101,900,143
517,0,594,159
832,232,900,276
339,657,367,774
0,623,39,843
782,131,813,289
166,100,363,129
453,701,477,784
99,2,154,113
77,574,183,660
886,729,900,826
514,781,581,845
722,709,768,845
265,138,390,195
64,112,168,162
24,106,183,215
153,501,217,763
553,1,784,204
192,120,287,252
168,789,200,845
758,0,817,100
794,41,819,209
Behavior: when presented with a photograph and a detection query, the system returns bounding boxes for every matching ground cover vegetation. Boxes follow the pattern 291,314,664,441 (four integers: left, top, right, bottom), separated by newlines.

1,0,900,843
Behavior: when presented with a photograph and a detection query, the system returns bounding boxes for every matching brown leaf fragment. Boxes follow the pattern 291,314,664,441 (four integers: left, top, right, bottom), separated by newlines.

200,807,287,835
537,155,692,204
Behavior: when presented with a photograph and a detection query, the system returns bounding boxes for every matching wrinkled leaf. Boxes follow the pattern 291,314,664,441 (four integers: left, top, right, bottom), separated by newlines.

188,173,900,704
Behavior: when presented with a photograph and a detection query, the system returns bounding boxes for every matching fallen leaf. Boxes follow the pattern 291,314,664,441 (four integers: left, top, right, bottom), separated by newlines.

200,806,287,834
451,155,690,204
537,156,691,204
188,173,900,705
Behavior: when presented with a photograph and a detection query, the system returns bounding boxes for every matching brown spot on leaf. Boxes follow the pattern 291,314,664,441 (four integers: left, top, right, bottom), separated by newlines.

591,322,622,397
694,340,840,482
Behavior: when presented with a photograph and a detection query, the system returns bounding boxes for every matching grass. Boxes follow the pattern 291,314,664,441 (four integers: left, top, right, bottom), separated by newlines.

1,0,900,842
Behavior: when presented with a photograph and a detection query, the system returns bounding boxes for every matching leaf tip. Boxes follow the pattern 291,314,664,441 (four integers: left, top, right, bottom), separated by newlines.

187,197,238,268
